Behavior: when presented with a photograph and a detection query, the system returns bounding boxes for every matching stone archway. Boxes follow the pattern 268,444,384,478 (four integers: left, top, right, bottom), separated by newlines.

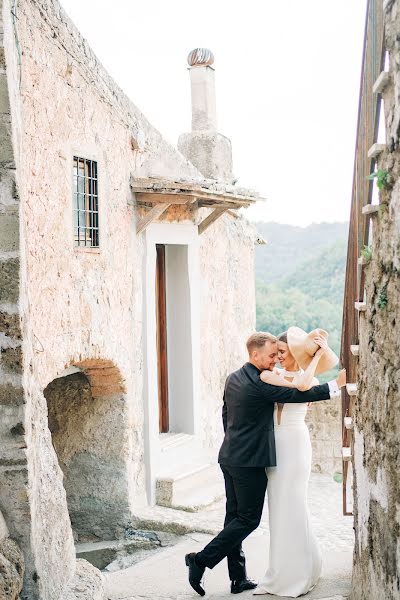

44,359,131,542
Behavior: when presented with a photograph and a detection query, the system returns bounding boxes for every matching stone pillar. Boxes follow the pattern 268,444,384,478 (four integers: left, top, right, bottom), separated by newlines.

0,2,32,597
178,48,234,182
189,60,217,132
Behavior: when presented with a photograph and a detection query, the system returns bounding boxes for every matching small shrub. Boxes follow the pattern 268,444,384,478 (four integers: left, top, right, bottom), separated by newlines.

367,169,391,190
377,284,388,310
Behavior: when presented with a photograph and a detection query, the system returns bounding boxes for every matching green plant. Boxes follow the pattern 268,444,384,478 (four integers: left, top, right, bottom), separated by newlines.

360,245,372,264
367,169,391,190
377,284,388,310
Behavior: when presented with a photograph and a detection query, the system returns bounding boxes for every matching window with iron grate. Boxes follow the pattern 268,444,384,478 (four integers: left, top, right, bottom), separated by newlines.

73,156,99,248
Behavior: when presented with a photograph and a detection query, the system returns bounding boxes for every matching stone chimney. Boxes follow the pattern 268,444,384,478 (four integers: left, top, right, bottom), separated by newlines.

178,48,234,183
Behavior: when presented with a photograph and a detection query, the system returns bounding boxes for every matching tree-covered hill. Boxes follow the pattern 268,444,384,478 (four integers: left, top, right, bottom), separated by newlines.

255,222,348,283
254,222,349,383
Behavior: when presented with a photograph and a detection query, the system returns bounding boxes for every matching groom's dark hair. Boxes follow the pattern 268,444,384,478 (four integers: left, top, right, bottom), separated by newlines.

246,332,277,354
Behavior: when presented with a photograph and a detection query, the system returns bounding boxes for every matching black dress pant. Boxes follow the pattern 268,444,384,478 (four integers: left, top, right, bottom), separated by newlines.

196,465,268,580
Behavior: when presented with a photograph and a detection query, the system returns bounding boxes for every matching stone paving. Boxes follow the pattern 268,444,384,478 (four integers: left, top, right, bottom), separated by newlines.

105,473,354,600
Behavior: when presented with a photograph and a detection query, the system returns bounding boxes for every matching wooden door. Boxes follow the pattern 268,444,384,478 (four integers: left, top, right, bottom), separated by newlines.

155,244,169,433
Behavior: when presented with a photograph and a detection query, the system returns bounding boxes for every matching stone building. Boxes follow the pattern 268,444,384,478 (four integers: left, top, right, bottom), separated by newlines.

0,0,262,597
341,0,400,598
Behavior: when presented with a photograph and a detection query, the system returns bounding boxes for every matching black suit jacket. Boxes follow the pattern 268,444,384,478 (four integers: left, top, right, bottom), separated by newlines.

218,362,331,468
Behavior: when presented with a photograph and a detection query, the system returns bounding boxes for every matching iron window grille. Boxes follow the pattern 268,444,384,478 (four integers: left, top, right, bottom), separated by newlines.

73,156,99,247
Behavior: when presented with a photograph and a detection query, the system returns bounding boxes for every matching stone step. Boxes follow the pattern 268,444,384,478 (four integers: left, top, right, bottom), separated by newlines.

344,416,354,430
156,462,224,511
350,345,359,356
76,534,161,570
346,383,358,397
368,143,386,158
354,301,367,312
373,70,390,94
362,203,380,216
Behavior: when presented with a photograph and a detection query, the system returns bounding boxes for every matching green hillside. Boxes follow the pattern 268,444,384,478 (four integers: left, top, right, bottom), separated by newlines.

254,222,349,383
255,222,348,283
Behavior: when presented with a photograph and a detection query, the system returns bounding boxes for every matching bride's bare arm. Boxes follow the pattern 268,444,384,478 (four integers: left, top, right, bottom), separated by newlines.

260,370,297,387
260,335,329,391
291,335,328,391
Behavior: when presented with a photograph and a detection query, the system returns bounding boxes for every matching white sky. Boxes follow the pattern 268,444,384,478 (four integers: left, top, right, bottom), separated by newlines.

59,0,366,226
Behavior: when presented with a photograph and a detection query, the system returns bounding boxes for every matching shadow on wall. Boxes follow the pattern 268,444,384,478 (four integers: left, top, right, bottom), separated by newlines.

43,360,131,543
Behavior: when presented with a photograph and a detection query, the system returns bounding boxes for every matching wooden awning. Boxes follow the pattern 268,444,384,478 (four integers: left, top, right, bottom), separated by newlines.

130,176,262,234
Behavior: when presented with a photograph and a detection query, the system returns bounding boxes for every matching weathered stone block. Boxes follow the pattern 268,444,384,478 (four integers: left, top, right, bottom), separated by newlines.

0,384,24,406
0,312,20,339
0,76,10,115
0,537,24,600
1,346,22,373
0,121,13,163
0,212,18,252
0,259,19,303
64,559,104,600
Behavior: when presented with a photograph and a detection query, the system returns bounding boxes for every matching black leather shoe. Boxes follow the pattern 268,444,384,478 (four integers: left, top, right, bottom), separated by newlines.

231,579,258,594
185,553,206,596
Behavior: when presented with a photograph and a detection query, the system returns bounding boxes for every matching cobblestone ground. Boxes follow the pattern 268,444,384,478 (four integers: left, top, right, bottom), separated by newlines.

132,473,354,552
105,473,354,600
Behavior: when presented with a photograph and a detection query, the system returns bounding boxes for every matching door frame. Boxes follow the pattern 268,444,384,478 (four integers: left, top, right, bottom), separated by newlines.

142,223,200,504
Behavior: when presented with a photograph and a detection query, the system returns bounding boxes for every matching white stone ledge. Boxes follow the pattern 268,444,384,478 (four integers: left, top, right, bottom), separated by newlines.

342,447,352,461
368,143,386,159
354,301,367,312
362,203,380,215
373,71,390,94
346,383,358,396
344,416,354,430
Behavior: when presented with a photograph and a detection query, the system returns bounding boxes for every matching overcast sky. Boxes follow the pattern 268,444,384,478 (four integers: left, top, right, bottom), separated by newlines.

59,0,366,226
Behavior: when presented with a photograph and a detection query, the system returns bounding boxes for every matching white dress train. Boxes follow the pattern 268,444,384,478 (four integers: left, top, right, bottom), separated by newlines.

254,369,322,597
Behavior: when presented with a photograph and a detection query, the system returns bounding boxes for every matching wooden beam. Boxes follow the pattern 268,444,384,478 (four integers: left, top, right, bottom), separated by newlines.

136,203,171,234
198,208,228,235
136,192,195,205
197,201,246,209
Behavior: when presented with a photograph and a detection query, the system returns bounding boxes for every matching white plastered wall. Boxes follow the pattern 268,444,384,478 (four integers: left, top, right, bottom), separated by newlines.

142,222,200,504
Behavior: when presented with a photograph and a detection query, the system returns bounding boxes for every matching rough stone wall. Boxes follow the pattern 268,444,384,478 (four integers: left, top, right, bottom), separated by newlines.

199,214,256,450
8,0,204,596
45,372,130,541
306,399,342,475
0,1,33,597
351,2,400,598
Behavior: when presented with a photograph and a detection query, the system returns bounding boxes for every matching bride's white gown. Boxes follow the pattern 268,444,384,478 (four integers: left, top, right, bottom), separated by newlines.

254,369,322,598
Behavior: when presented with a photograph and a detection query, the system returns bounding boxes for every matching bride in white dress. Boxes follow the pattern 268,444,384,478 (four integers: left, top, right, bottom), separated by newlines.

253,327,340,598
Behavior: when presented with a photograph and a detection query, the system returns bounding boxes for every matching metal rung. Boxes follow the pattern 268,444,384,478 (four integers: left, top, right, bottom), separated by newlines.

350,345,359,356
373,71,390,94
368,143,386,158
344,416,354,430
362,204,380,215
355,302,367,312
347,383,358,396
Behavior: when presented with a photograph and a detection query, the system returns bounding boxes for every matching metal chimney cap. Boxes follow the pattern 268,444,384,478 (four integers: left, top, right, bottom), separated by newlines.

187,48,214,67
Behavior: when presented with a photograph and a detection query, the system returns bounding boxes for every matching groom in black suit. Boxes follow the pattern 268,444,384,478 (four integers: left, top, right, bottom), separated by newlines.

185,332,345,596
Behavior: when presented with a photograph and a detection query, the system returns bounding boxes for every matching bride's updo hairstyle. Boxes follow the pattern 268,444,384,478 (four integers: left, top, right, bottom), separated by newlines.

278,331,288,344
